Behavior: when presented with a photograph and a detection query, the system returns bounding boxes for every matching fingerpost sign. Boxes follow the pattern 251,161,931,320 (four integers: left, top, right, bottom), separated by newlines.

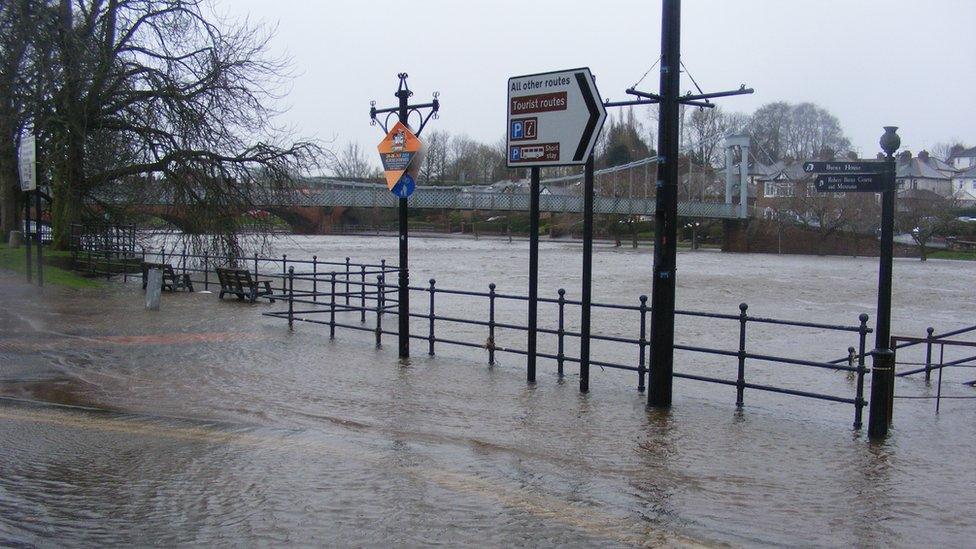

506,68,606,168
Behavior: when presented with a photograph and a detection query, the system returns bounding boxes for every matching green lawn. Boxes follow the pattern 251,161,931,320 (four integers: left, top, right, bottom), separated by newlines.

929,249,976,261
0,243,103,288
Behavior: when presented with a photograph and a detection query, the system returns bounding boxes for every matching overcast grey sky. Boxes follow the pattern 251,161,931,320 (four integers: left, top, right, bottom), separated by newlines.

221,0,975,164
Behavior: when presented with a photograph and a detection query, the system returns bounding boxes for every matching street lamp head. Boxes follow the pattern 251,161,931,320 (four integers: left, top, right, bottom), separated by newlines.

880,126,900,157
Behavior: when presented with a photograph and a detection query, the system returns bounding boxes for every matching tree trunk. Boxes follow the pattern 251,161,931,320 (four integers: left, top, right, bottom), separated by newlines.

0,144,18,240
51,136,85,250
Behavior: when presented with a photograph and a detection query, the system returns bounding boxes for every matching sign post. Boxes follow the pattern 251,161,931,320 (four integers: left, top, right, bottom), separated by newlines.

369,74,440,359
507,67,606,387
869,126,900,439
805,130,901,438
18,134,40,286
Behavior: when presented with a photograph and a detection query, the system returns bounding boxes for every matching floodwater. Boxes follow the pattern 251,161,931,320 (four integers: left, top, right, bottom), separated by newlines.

1,234,974,547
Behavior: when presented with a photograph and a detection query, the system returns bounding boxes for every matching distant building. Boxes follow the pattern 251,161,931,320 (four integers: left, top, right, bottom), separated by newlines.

952,165,976,206
948,146,976,171
896,152,952,197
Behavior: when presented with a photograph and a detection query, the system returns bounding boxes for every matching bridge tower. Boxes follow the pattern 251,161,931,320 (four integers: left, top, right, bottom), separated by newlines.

724,134,751,219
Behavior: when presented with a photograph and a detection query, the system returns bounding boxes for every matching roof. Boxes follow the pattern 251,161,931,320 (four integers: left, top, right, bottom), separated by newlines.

956,165,976,179
898,188,944,201
896,158,950,180
954,187,976,202
949,146,976,159
924,156,956,172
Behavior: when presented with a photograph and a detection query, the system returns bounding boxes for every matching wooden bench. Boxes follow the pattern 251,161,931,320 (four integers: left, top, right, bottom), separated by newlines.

141,262,193,292
216,267,276,303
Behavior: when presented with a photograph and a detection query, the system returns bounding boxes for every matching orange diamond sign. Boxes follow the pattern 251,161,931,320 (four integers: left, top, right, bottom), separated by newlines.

377,122,423,195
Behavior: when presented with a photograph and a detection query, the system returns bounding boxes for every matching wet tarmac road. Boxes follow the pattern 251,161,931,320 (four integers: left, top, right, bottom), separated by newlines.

1,236,975,547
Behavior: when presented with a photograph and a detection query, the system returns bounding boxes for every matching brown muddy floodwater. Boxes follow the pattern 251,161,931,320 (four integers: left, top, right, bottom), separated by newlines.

1,234,974,547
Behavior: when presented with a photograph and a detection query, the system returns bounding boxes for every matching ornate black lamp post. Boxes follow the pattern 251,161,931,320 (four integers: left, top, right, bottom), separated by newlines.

868,126,900,439
369,74,440,358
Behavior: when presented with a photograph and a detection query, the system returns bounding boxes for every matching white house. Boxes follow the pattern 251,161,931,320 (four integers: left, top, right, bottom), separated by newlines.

948,146,976,171
952,165,976,206
896,155,953,197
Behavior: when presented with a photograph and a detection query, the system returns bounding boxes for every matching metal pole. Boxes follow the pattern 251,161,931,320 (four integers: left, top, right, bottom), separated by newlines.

428,279,436,355
397,85,411,359
869,126,900,440
488,283,496,365
854,313,869,430
580,155,595,393
24,194,32,282
736,303,748,407
648,0,681,408
924,327,934,382
35,190,43,287
527,166,540,383
557,289,566,378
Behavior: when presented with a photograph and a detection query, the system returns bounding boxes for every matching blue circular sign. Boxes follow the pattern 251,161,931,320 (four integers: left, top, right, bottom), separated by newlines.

391,173,416,198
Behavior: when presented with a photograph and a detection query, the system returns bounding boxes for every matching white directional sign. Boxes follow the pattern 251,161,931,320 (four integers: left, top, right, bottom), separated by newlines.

18,134,36,192
506,67,607,168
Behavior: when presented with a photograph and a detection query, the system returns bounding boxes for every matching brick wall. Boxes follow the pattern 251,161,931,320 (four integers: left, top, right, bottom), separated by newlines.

722,219,921,258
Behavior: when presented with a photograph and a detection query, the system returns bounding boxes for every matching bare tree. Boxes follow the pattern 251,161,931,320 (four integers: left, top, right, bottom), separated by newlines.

330,142,375,179
419,129,448,184
0,0,46,239
898,191,958,260
747,102,849,163
21,0,323,252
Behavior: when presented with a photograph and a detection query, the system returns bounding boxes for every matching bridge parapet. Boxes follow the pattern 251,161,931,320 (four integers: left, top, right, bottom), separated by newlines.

266,187,740,219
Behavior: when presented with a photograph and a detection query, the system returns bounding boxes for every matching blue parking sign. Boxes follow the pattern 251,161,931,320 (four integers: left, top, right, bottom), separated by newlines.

511,120,523,139
509,146,521,162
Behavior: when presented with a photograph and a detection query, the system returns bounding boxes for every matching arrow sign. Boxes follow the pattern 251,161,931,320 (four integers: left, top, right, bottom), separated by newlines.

815,173,888,193
803,160,886,174
506,67,607,168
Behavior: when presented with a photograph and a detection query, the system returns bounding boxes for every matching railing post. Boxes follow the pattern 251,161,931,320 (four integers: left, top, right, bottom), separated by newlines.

253,252,259,279
557,289,566,378
312,255,318,303
375,273,384,348
428,278,436,356
203,251,209,290
287,266,295,330
638,295,648,392
345,257,351,307
736,303,748,408
924,326,934,382
488,283,496,365
854,313,869,430
360,265,367,323
281,254,288,293
161,247,165,264
330,271,336,340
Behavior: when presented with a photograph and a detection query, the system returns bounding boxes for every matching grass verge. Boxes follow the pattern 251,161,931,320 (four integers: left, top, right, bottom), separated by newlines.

0,243,102,288
929,249,976,261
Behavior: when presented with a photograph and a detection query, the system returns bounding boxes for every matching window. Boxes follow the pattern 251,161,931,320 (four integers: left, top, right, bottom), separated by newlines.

764,181,793,198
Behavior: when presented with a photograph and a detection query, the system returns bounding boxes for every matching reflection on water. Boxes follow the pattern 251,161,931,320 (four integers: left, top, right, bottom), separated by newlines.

1,235,975,547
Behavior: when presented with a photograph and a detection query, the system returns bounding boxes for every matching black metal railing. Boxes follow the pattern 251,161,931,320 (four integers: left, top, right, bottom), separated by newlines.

71,238,399,305
890,330,976,413
267,266,876,429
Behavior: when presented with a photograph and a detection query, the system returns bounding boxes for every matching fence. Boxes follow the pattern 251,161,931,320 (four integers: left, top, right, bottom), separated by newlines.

71,233,398,306
266,264,876,429
890,326,976,413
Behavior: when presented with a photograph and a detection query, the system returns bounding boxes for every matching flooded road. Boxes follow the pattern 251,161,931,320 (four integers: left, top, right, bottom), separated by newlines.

1,235,974,547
